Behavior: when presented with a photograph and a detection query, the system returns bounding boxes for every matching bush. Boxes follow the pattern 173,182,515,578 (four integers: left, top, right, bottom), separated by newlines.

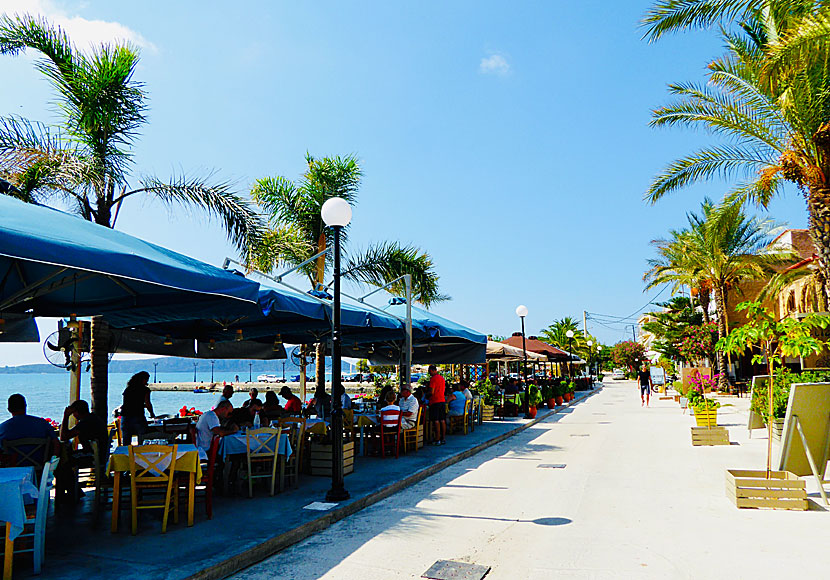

528,384,543,407
751,369,830,420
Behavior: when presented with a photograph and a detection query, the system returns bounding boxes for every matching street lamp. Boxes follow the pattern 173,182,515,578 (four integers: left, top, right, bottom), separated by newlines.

211,359,215,383
322,196,351,502
586,340,593,383
153,362,158,384
566,330,575,379
249,362,253,383
193,362,198,383
515,305,529,415
596,345,603,385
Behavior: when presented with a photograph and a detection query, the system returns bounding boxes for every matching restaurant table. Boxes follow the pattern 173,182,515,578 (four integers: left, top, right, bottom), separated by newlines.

353,414,378,455
304,418,329,436
219,432,292,493
108,444,204,532
1,467,38,580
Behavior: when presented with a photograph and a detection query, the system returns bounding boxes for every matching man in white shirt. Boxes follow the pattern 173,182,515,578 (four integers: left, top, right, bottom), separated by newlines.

195,400,237,450
398,385,419,430
460,380,474,401
214,384,234,409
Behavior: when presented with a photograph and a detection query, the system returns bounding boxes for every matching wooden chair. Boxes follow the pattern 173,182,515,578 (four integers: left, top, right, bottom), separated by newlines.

2,438,52,479
74,440,112,510
12,456,59,575
379,409,402,459
182,435,220,519
449,399,472,435
245,427,282,497
343,409,357,442
127,444,179,535
402,406,424,453
278,418,305,490
108,420,121,447
162,418,193,443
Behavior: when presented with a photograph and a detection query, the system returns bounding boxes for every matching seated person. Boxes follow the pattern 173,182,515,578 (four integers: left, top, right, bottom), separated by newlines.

215,383,235,408
228,400,264,428
59,399,110,462
314,391,332,419
0,394,59,465
376,385,393,412
280,386,303,415
241,387,261,409
397,385,419,430
379,390,401,425
459,380,474,401
448,384,467,416
194,400,238,451
414,384,431,407
262,391,284,420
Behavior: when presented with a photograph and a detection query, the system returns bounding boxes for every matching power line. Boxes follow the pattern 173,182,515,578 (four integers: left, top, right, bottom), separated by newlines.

586,285,670,324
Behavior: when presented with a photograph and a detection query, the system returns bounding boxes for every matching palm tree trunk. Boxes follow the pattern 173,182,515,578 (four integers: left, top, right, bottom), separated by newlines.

90,316,110,419
807,188,830,305
713,286,729,392
699,289,711,325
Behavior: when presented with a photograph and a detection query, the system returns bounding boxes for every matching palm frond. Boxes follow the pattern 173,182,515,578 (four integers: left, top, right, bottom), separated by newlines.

245,226,316,277
342,241,448,306
646,144,776,203
641,0,766,41
131,173,266,252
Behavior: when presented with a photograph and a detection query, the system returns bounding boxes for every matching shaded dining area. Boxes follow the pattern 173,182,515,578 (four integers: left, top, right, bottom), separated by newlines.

0,195,506,579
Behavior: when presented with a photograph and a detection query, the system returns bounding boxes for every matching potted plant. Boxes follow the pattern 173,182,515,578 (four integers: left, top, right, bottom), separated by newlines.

565,381,576,402
542,382,556,409
527,384,543,418
691,396,721,427
554,381,565,406
479,378,497,421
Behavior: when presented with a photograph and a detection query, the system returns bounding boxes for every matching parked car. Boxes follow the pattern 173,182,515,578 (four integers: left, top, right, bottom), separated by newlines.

612,368,626,380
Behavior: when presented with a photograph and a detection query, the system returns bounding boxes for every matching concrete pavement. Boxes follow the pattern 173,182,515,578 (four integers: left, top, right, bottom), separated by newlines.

232,380,830,580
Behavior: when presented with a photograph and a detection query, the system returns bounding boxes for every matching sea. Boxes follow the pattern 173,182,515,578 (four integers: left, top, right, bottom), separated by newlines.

0,371,332,422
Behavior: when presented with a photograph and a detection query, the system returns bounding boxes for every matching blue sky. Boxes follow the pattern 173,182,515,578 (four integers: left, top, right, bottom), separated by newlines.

0,1,810,365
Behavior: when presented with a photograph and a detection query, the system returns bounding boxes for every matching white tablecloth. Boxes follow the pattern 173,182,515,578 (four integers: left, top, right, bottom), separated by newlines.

0,467,38,540
220,433,292,459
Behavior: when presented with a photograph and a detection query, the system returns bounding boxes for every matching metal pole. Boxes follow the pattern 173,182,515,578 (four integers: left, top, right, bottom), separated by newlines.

193,362,197,382
568,337,573,379
520,316,528,415
249,362,252,382
211,360,215,382
153,362,158,384
327,226,349,501
405,274,412,387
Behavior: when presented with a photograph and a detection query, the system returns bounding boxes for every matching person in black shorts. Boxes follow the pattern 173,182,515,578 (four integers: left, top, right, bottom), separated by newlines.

637,364,653,407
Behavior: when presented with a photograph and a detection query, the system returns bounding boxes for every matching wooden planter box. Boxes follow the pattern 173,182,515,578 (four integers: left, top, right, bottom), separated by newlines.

673,395,680,402
481,405,495,421
694,409,718,428
772,419,784,441
309,440,355,477
725,470,807,511
691,426,729,446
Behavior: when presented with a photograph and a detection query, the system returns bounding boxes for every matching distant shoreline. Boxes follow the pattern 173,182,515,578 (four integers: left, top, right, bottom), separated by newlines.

150,381,375,395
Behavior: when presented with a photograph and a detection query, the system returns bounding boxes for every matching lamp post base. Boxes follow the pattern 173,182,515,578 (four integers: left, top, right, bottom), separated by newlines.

325,487,351,502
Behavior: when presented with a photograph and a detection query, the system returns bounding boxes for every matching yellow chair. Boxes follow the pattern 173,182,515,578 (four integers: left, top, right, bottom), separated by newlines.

277,418,306,490
127,444,179,535
402,406,424,453
449,399,472,435
245,427,282,497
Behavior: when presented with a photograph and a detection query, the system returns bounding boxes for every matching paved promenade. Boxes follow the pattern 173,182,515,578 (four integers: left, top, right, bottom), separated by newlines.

233,380,830,580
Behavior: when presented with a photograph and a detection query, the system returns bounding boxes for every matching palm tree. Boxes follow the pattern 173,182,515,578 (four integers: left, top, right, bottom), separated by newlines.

247,153,446,395
0,15,264,417
649,199,790,389
642,2,830,303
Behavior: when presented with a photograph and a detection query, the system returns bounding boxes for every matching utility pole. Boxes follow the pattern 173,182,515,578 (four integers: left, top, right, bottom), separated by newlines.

631,324,637,342
583,310,588,338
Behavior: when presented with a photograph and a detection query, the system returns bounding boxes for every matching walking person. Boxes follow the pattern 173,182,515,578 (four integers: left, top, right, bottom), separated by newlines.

120,371,155,444
428,365,447,445
637,364,652,407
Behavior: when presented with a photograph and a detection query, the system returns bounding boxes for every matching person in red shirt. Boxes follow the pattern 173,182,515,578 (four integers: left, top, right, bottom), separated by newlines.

428,365,447,445
280,386,303,414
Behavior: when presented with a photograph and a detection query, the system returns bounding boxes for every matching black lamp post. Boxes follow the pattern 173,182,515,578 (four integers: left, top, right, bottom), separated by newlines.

516,305,528,414
211,359,215,382
153,362,158,384
193,362,198,382
586,339,593,383
566,330,574,379
322,197,351,502
249,362,253,383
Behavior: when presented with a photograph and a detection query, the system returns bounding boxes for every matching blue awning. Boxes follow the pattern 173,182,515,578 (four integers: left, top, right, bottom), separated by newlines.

0,196,260,319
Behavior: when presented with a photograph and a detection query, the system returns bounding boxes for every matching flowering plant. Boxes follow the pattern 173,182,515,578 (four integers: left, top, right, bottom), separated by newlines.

179,406,203,418
43,418,60,430
678,322,717,363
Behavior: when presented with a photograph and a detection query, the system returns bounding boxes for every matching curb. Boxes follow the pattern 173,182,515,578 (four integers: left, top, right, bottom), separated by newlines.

187,385,603,580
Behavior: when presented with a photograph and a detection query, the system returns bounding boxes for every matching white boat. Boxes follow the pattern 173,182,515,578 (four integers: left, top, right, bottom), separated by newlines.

257,374,279,383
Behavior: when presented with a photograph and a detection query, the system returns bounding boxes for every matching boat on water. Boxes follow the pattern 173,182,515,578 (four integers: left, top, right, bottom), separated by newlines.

193,388,210,393
257,374,279,383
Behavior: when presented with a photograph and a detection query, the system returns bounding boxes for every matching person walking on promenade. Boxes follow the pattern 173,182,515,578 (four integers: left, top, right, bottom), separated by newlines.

637,364,652,407
428,365,447,445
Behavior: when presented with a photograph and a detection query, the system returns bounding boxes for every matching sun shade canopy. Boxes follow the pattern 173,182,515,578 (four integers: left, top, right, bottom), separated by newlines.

0,196,260,319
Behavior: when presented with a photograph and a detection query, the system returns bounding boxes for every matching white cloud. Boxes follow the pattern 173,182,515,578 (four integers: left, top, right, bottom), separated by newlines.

1,0,155,52
479,53,510,76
